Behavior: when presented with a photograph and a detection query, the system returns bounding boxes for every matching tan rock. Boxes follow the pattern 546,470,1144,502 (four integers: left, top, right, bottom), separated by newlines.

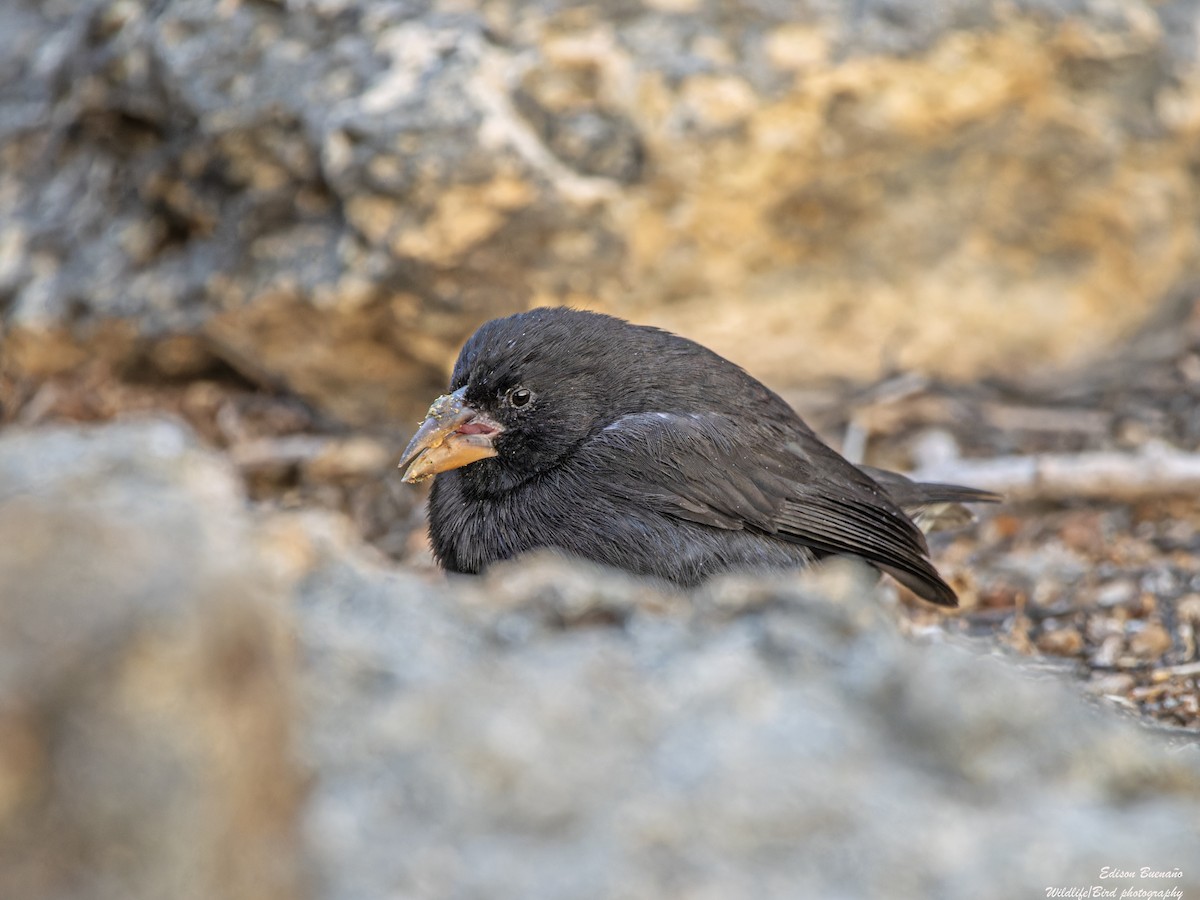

4,2,1199,424
1036,627,1085,657
0,422,305,900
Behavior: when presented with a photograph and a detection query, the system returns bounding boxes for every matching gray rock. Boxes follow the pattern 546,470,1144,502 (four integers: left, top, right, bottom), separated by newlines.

294,547,1200,900
0,421,306,900
3,419,1197,900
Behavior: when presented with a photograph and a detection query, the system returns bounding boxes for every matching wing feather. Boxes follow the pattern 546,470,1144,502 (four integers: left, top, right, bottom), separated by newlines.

592,411,960,605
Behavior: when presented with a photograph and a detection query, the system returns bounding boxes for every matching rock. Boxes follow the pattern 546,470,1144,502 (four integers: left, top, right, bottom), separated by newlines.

1128,621,1174,659
5,1,1200,423
1036,625,1085,656
3,419,1199,900
0,421,305,900
1176,592,1200,624
293,547,1200,900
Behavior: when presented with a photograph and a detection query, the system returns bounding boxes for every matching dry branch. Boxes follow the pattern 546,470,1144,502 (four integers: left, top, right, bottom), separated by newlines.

911,442,1200,502
231,435,393,479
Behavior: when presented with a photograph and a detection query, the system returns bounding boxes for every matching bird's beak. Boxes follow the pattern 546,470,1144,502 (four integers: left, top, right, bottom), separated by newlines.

398,387,502,483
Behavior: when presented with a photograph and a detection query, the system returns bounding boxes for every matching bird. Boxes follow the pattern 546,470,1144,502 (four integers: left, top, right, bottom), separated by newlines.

398,307,997,606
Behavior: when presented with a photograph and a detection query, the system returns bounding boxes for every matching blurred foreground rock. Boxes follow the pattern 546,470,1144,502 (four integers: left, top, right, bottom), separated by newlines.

0,422,305,900
5,1,1200,424
2,419,1198,899
297,547,1200,900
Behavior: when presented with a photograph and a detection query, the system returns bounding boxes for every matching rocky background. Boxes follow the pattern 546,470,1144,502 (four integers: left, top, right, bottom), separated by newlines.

3,1,1200,898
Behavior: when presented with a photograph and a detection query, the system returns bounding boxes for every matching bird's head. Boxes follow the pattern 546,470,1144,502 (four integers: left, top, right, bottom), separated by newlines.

399,308,648,493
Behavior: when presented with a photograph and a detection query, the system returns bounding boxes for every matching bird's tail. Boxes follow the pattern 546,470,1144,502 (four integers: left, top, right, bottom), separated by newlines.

858,465,1001,534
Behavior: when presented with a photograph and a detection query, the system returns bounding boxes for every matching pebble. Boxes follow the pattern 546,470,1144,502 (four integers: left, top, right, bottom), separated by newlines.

1128,622,1173,659
1095,579,1137,608
1086,673,1136,697
1036,627,1084,656
1176,593,1200,625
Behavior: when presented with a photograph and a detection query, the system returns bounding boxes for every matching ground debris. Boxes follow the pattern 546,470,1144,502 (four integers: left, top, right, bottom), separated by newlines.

840,298,1200,733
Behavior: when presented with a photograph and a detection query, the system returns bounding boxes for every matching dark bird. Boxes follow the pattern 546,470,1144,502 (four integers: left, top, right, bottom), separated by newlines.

399,308,997,606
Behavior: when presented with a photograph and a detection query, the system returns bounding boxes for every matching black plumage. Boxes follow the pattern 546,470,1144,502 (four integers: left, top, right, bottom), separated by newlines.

399,307,997,606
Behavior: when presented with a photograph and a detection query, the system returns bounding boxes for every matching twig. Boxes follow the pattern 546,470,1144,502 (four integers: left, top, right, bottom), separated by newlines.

231,435,392,478
910,442,1200,501
231,436,329,471
1151,661,1200,682
980,403,1111,435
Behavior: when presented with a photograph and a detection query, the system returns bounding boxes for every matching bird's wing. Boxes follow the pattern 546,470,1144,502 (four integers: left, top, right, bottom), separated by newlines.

591,411,958,605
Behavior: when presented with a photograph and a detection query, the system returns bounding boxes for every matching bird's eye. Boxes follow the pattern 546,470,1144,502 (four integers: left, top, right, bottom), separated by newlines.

508,387,532,408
